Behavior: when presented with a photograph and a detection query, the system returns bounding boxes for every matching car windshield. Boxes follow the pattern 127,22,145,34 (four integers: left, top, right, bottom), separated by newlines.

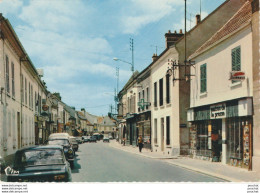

14,149,64,167
48,139,69,146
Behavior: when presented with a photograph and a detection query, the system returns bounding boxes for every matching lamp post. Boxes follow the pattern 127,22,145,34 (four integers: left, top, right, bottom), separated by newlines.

113,57,134,73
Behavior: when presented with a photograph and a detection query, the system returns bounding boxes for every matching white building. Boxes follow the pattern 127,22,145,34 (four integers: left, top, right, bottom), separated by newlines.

187,1,253,170
0,15,47,161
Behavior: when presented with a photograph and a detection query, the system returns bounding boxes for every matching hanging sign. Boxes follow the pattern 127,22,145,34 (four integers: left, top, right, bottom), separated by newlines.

138,99,151,110
210,103,226,119
229,71,245,81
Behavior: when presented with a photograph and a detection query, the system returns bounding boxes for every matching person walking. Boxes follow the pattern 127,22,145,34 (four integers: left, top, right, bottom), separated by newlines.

138,135,143,153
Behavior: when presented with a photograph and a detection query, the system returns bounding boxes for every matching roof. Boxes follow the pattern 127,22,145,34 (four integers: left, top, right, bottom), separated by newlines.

85,112,98,125
77,111,87,120
15,145,64,152
189,1,252,59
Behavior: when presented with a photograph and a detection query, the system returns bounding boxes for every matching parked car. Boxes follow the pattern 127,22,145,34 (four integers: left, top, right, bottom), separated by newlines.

5,145,72,182
76,137,83,144
69,136,79,152
47,138,75,167
0,155,6,173
103,137,110,143
89,136,97,143
82,136,90,143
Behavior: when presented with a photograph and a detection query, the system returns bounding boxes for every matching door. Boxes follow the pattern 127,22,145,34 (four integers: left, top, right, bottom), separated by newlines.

161,118,164,151
17,112,21,149
211,119,222,160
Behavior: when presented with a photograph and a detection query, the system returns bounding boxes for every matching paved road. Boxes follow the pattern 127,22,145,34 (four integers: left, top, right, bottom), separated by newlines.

71,141,226,182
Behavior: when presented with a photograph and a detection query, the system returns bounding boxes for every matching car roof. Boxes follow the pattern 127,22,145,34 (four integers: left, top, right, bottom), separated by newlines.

15,145,64,153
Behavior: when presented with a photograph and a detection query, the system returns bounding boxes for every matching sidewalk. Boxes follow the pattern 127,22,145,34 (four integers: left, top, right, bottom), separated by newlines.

109,140,260,182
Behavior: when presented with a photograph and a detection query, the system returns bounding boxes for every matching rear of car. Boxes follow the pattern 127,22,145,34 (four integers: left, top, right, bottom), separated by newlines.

69,136,79,152
6,146,72,182
47,138,75,167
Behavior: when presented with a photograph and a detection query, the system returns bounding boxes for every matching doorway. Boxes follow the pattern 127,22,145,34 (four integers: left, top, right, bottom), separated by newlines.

211,119,222,161
161,118,164,151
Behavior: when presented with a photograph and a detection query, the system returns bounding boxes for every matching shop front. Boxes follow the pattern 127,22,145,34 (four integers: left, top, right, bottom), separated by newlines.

136,111,151,149
188,98,253,170
125,113,137,146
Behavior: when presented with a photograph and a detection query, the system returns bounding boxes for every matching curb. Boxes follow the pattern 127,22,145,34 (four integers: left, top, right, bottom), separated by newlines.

109,143,176,159
109,142,245,182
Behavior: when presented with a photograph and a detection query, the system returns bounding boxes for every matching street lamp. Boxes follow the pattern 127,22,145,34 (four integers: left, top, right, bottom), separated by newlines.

113,57,134,72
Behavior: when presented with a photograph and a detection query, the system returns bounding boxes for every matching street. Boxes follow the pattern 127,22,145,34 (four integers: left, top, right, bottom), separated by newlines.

71,141,226,182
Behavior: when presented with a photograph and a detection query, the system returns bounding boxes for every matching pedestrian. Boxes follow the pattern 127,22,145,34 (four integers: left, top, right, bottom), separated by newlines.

138,135,143,153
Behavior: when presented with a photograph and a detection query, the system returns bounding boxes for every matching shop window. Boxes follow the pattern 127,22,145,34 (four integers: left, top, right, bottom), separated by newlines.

196,121,209,156
200,64,207,93
227,118,243,159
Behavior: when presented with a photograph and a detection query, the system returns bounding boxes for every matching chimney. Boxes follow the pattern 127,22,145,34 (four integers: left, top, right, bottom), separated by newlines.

196,14,201,25
152,53,158,62
165,29,184,48
251,0,259,13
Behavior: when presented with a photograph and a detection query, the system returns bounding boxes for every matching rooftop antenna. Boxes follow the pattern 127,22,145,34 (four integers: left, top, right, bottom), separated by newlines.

200,0,202,18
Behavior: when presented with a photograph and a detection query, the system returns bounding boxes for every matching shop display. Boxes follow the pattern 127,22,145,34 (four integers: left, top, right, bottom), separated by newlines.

243,125,250,167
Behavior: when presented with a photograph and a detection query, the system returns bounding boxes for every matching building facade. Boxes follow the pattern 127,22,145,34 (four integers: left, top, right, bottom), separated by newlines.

188,1,253,170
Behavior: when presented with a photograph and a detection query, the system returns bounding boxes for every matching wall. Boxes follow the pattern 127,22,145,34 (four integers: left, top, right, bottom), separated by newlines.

190,26,253,108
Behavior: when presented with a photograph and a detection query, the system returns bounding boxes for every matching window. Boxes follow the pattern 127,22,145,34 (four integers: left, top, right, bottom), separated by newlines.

154,119,157,144
159,78,163,106
166,116,170,145
154,82,157,107
35,92,37,111
29,82,31,107
11,62,15,97
25,78,27,105
31,85,33,109
5,55,10,94
232,46,241,71
146,87,149,109
200,64,207,93
231,46,241,83
166,74,170,104
21,75,24,103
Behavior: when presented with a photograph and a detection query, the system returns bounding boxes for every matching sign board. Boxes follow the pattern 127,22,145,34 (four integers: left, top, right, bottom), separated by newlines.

229,71,245,81
210,103,226,119
138,99,151,110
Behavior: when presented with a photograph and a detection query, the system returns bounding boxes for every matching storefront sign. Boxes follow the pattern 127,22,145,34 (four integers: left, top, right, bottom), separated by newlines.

229,71,245,81
210,103,226,119
138,99,151,110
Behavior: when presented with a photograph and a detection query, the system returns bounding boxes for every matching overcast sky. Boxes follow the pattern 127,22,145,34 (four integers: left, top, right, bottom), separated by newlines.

0,0,225,116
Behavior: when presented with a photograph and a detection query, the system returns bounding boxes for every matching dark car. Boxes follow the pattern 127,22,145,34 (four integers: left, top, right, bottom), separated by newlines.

82,136,90,143
76,137,83,144
89,136,97,143
47,138,75,167
103,137,110,143
5,145,72,182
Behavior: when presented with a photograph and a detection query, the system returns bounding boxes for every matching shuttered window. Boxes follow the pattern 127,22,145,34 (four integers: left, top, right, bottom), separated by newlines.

200,64,207,93
232,46,241,71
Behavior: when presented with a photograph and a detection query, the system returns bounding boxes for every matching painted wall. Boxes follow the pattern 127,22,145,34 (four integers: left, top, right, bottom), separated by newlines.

190,26,253,108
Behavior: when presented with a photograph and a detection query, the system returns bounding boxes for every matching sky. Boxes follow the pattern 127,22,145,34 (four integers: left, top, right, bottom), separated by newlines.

0,0,226,116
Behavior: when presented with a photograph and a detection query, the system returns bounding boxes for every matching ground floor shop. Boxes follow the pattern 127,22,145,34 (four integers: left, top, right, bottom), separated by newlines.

125,113,137,146
188,98,253,170
136,111,151,149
